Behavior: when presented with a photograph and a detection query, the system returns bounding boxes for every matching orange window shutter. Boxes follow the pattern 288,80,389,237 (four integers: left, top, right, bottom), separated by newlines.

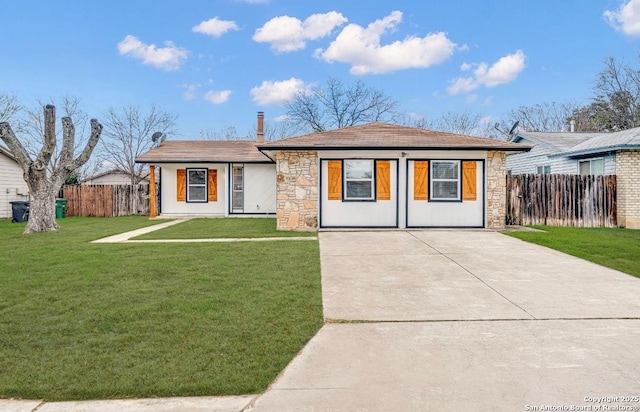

462,161,477,201
413,161,428,200
327,160,342,200
176,169,186,202
376,160,391,200
208,169,217,202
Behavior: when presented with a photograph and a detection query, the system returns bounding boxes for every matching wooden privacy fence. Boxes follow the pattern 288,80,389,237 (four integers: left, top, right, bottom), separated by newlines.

62,184,151,217
506,174,617,227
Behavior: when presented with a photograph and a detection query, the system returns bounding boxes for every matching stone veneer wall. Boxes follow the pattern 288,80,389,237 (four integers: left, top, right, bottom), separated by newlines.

275,150,319,231
616,150,640,229
486,151,507,229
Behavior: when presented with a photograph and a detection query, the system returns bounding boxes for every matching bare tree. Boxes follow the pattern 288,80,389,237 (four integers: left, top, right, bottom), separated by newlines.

398,111,491,137
0,105,102,233
432,111,484,135
99,105,177,185
504,101,582,132
198,125,244,140
16,96,90,175
0,95,21,123
286,77,398,132
199,116,316,142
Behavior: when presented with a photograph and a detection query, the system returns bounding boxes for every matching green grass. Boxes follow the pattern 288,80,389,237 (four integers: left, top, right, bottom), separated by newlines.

0,217,323,401
133,217,316,239
506,226,640,278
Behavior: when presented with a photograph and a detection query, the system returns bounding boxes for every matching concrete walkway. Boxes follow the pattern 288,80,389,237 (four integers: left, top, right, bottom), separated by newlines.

91,218,316,244
0,396,256,412
91,219,190,243
249,230,640,411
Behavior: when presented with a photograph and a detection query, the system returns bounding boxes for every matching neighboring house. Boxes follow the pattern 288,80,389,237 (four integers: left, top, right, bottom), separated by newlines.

82,169,151,185
506,131,616,175
0,145,29,219
507,128,640,228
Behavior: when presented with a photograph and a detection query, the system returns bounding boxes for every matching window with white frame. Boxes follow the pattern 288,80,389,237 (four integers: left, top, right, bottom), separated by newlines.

578,158,604,175
187,169,207,202
344,159,374,200
536,165,551,174
431,161,460,200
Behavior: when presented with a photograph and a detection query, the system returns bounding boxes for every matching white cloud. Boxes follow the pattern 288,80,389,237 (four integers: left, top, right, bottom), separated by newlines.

447,50,526,95
182,84,199,101
193,17,239,37
253,12,347,53
316,11,456,75
204,90,233,104
117,35,188,71
250,77,308,106
274,114,290,122
604,0,640,35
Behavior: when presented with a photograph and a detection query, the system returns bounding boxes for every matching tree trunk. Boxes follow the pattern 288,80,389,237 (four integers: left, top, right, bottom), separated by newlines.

0,104,102,234
25,186,59,233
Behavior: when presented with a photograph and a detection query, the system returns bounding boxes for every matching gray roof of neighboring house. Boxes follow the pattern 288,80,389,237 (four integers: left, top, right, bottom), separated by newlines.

512,127,640,158
559,127,640,157
512,132,595,152
135,141,273,163
82,169,150,182
258,122,530,152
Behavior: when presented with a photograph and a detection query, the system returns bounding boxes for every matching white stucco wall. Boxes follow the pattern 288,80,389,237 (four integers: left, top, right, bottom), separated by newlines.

320,159,398,228
156,162,276,217
406,159,484,227
241,163,276,214
158,163,227,216
317,150,488,228
0,153,29,219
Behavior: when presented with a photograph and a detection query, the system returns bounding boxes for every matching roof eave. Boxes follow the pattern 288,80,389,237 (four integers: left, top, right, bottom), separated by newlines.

550,144,640,158
257,144,531,152
135,158,275,164
511,133,566,152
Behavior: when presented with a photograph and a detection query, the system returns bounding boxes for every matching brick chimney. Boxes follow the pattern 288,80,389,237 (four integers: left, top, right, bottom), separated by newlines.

257,112,264,143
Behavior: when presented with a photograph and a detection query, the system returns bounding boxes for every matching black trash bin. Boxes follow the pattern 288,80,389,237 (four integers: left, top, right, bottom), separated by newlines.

10,201,30,223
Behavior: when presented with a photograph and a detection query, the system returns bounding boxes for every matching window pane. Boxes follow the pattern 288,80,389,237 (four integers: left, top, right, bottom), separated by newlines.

591,159,604,175
543,165,551,174
433,162,458,179
188,170,206,184
189,186,206,201
433,181,458,199
345,160,372,179
579,161,590,175
536,166,543,174
233,192,243,209
346,181,372,198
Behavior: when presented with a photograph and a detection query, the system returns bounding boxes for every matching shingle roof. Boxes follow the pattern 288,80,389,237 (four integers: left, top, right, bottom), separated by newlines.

258,122,529,151
512,127,640,157
513,132,595,151
135,141,272,163
560,127,640,156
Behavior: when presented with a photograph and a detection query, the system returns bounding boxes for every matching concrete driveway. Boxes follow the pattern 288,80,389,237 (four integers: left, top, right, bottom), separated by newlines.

250,230,640,411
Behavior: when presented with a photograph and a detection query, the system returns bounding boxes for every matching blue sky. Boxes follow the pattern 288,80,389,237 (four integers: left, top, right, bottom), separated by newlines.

2,0,640,139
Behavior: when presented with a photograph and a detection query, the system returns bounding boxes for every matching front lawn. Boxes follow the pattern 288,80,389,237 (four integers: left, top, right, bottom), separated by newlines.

506,226,640,278
133,217,316,240
0,217,323,401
